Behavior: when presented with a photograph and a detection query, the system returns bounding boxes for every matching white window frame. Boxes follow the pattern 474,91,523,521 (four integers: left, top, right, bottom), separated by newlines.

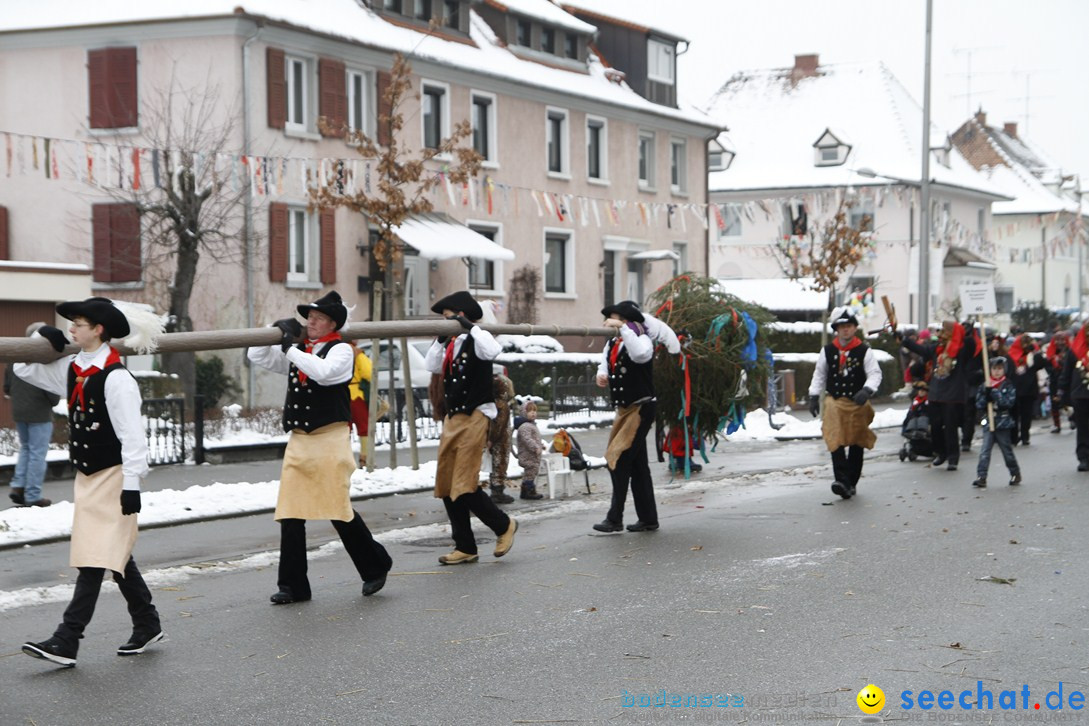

849,197,876,232
545,106,570,178
287,207,317,285
647,39,675,84
670,137,687,194
672,241,687,277
465,220,504,296
420,79,451,154
543,227,575,298
716,203,743,239
586,115,608,184
470,90,498,167
814,144,849,167
285,55,311,133
346,67,372,135
638,130,656,190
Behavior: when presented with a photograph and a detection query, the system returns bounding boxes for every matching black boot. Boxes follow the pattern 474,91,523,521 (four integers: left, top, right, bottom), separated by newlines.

520,480,543,500
490,484,514,504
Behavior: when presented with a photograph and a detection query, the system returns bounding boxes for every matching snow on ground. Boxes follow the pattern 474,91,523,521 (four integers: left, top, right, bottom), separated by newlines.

724,406,903,442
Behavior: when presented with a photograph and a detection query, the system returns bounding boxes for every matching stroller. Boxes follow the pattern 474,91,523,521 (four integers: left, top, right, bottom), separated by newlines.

899,382,933,462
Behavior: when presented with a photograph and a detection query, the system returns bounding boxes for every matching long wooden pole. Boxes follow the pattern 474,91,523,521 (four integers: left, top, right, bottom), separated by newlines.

977,317,996,432
0,320,615,363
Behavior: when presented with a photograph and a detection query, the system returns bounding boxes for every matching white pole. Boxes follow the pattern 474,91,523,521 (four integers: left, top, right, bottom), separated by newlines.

919,0,934,329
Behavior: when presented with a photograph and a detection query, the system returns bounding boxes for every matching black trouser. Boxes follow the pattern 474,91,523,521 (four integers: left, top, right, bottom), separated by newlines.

962,386,979,446
54,557,159,651
606,401,658,526
930,400,964,465
442,488,511,555
1074,399,1089,464
830,445,864,487
278,511,392,598
1014,394,1036,444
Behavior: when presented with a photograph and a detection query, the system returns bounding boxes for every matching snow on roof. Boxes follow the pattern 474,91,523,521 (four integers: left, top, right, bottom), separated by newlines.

0,0,714,128
715,277,828,312
395,213,516,261
558,0,688,40
487,0,596,34
704,61,1008,199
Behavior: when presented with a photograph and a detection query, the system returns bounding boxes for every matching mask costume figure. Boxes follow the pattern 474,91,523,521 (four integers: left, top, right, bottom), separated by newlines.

247,291,392,604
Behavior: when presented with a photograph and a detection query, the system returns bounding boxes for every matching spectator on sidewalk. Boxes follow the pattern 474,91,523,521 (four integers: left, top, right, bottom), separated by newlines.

514,401,545,500
487,372,516,503
15,297,164,667
4,322,60,507
349,342,372,468
248,291,392,604
425,290,517,565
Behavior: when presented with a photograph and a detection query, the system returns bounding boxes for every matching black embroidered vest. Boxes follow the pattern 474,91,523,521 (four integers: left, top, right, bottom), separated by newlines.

283,340,351,432
67,362,125,475
442,335,494,416
606,338,654,407
823,343,869,399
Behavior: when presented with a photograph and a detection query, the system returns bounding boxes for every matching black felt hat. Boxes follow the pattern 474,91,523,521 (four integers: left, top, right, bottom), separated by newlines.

297,290,347,330
601,300,644,323
56,297,130,339
431,290,483,322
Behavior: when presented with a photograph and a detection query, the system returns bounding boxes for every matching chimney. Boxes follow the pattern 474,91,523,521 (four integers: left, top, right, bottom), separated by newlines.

1003,122,1018,139
974,109,987,127
793,54,819,77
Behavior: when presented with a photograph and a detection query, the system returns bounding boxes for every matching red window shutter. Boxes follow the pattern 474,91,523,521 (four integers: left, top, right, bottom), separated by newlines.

320,208,336,284
108,47,138,128
269,203,288,282
88,49,110,129
333,62,348,134
0,206,9,260
376,70,392,146
110,204,142,282
318,58,339,137
92,204,113,281
267,48,286,129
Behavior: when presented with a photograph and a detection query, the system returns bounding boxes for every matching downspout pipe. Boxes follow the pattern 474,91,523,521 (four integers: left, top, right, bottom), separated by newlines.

241,19,262,407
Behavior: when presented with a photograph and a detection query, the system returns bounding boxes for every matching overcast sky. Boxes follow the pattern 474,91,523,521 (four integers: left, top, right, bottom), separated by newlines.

634,0,1089,185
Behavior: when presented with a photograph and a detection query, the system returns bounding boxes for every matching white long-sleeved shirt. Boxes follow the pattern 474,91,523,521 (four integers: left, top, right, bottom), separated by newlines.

425,325,502,419
14,340,148,491
641,312,681,355
808,344,883,396
596,324,655,378
247,336,354,385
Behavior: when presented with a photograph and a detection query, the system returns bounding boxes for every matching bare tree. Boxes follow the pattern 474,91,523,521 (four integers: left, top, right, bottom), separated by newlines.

507,265,541,325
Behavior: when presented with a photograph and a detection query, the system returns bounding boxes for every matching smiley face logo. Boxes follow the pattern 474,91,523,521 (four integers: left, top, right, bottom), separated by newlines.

857,684,885,714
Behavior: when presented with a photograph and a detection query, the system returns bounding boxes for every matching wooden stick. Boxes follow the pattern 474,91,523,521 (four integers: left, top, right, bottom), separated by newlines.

977,317,996,433
0,320,615,363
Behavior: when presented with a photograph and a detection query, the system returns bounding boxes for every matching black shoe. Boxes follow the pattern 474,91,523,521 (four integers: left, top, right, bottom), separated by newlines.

117,630,165,656
9,488,24,505
22,637,76,667
270,587,310,605
947,463,958,471
1051,427,1062,434
1009,473,1022,486
1079,461,1089,472
28,498,52,507
361,575,387,597
961,443,971,452
972,477,987,488
592,520,623,533
831,481,852,499
490,489,515,504
931,457,946,467
626,521,659,532
519,483,544,500
846,484,856,497
1022,439,1030,446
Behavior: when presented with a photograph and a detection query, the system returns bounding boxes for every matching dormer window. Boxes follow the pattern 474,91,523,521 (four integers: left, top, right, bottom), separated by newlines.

931,135,952,168
384,0,403,11
813,128,851,167
647,38,677,106
516,19,531,46
541,26,555,54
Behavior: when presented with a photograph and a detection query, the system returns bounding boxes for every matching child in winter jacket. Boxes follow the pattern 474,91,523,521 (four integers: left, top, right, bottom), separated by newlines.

514,402,546,500
973,356,1022,488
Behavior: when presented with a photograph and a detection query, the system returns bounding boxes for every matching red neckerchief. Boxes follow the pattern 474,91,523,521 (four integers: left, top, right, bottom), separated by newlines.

608,338,624,372
936,324,965,360
1046,336,1067,367
69,346,121,410
297,332,341,384
832,335,862,368
989,375,1007,388
1008,337,1027,367
442,337,458,375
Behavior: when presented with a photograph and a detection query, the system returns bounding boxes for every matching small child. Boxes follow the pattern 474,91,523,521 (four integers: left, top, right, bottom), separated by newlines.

972,356,1022,488
664,424,702,474
514,401,545,500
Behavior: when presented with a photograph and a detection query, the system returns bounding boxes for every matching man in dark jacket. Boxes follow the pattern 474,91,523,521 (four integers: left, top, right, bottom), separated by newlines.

1007,333,1049,446
1059,326,1089,471
899,321,979,471
4,323,60,507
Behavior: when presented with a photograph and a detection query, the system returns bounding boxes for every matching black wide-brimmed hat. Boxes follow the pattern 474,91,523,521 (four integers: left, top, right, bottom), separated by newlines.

56,297,130,339
601,300,644,323
829,307,859,330
431,290,483,322
297,290,347,330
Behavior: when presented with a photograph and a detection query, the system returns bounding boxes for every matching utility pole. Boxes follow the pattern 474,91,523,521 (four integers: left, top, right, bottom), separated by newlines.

919,0,933,328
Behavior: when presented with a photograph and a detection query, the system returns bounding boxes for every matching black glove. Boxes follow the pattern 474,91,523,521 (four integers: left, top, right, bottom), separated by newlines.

893,330,905,342
273,318,303,353
121,490,141,515
38,325,68,353
852,387,874,406
808,395,821,418
437,335,449,345
453,314,474,331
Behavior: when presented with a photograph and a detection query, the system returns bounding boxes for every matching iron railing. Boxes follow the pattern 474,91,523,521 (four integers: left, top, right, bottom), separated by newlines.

549,365,612,421
142,397,186,466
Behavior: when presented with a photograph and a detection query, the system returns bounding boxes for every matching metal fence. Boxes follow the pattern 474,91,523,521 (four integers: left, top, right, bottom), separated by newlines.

143,397,186,466
549,365,612,421
370,387,444,445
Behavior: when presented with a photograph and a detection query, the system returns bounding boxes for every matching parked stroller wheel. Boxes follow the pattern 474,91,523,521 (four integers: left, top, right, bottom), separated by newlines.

899,448,907,462
908,451,918,462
